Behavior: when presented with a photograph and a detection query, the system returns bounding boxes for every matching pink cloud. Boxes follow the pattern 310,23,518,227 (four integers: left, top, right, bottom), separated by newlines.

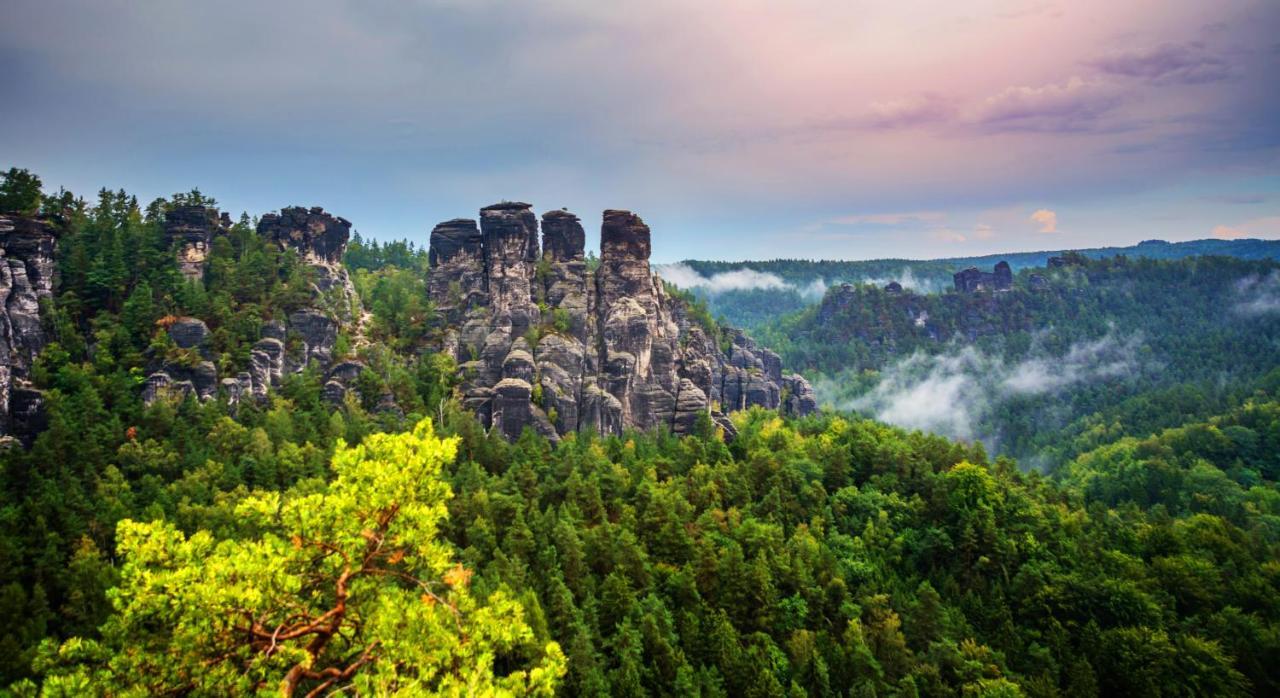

1093,42,1232,84
1030,209,1058,233
971,77,1126,132
829,211,946,225
1212,217,1280,240
932,229,967,243
864,95,956,129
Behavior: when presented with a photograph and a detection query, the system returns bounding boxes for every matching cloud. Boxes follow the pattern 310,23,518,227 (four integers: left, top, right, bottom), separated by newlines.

1093,42,1232,84
1234,271,1280,315
850,267,944,294
863,94,956,129
658,263,942,299
973,223,996,240
827,211,946,226
932,229,967,243
1210,216,1280,240
656,263,792,294
971,77,1125,132
1,0,1277,259
841,330,1140,444
1030,209,1058,233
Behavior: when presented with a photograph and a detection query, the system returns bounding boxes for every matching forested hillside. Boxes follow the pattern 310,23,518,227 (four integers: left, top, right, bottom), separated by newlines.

0,168,1278,696
751,256,1280,467
672,239,1280,330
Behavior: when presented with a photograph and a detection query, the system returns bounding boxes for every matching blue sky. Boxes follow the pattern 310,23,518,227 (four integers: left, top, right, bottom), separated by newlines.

1,0,1277,262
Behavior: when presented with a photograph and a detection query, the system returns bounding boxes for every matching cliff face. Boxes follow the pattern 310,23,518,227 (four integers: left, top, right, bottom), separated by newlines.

430,204,815,441
0,214,57,444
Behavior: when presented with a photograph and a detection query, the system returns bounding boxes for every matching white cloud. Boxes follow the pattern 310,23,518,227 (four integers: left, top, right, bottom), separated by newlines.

657,263,945,299
656,263,792,294
852,267,945,294
1030,208,1058,233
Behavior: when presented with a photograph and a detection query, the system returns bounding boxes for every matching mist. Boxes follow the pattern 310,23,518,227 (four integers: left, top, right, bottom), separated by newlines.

834,330,1141,447
657,263,802,295
1234,270,1280,315
657,263,946,301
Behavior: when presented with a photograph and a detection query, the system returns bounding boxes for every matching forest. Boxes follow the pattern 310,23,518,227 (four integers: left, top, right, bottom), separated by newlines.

0,169,1277,695
674,239,1280,330
748,255,1280,468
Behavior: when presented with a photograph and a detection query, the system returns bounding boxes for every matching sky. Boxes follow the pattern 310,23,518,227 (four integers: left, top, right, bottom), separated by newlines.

1,0,1278,262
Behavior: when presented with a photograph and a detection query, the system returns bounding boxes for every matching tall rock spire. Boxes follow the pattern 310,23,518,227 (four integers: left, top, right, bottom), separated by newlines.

427,204,816,442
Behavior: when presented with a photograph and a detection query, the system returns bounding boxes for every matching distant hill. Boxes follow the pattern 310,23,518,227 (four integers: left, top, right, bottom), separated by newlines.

672,237,1280,328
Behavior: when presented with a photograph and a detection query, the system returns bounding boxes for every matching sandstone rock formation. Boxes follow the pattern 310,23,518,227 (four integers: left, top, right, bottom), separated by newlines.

0,213,56,444
954,261,1012,293
144,207,369,407
164,205,229,281
259,207,361,322
429,204,815,441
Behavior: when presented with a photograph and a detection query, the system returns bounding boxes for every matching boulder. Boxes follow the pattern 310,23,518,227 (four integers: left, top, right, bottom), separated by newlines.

168,317,210,350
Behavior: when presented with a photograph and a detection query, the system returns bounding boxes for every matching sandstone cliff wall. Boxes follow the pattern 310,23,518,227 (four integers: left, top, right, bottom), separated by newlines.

0,214,56,444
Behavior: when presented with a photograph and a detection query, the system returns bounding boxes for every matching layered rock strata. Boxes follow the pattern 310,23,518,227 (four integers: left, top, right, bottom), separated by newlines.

429,204,815,441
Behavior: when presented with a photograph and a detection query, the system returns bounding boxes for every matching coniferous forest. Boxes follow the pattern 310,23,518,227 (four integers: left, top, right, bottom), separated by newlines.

0,166,1277,697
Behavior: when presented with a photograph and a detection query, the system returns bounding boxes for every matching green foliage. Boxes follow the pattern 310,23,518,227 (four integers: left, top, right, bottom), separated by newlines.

3,170,1277,696
31,420,564,696
352,266,435,352
428,409,1278,695
766,256,1280,466
0,167,43,215
343,231,430,274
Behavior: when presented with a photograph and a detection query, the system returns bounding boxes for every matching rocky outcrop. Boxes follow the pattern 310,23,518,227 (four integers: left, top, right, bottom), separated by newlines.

164,205,229,281
429,204,815,441
954,261,1012,293
259,206,349,265
145,207,364,407
0,214,56,444
259,207,359,322
167,317,210,350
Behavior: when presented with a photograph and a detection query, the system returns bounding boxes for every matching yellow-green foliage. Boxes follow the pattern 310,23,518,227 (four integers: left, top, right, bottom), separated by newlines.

31,420,564,696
